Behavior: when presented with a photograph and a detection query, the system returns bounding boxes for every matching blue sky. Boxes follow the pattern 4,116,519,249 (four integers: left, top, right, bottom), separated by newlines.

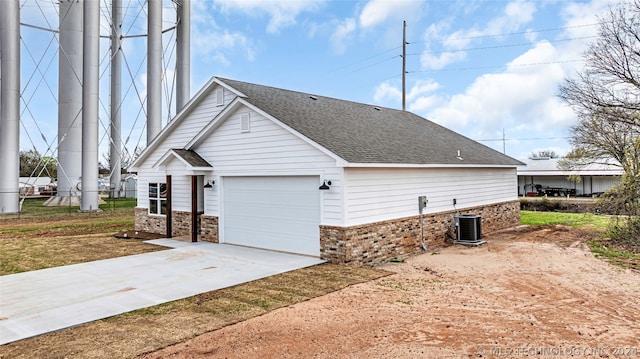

16,0,617,163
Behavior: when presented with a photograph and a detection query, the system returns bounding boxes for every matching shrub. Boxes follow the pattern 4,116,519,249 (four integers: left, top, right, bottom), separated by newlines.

607,216,640,253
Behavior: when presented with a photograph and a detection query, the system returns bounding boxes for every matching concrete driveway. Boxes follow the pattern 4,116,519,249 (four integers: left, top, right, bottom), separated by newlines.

0,239,324,345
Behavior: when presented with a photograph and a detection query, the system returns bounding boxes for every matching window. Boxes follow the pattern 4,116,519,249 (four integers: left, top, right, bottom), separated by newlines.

149,182,167,215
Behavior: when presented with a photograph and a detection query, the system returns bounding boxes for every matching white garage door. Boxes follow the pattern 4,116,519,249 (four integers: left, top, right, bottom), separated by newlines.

223,176,321,256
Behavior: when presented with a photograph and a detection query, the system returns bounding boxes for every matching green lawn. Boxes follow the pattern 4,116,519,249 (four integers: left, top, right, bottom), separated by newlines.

520,210,610,229
521,210,639,270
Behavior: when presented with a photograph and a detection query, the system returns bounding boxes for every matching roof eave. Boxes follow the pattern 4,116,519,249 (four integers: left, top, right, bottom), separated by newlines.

342,162,521,168
129,77,223,170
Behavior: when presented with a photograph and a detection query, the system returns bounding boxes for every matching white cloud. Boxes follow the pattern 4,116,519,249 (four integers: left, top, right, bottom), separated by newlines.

214,0,326,34
374,82,402,103
487,0,536,35
373,79,441,112
420,0,537,70
407,34,591,155
407,79,440,100
330,18,356,54
359,0,424,28
190,2,253,65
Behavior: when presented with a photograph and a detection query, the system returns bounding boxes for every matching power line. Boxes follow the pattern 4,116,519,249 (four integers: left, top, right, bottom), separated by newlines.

328,46,402,74
334,25,597,77
410,23,599,44
476,136,570,142
408,36,597,56
407,59,583,74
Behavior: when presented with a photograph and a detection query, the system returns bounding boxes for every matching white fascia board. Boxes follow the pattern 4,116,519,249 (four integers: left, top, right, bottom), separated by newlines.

129,77,220,171
164,169,212,176
186,97,244,149
343,163,519,169
152,149,213,172
152,149,184,170
213,77,247,98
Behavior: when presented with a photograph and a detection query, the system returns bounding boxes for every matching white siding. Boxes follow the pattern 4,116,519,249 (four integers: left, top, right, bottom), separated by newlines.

195,107,344,226
345,167,517,226
136,84,233,209
591,176,622,193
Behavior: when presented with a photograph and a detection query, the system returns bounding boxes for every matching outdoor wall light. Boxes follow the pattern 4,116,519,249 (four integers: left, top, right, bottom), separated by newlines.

204,180,214,189
319,180,332,190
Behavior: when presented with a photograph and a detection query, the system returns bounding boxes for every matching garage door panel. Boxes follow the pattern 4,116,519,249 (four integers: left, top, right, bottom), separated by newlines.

223,176,320,256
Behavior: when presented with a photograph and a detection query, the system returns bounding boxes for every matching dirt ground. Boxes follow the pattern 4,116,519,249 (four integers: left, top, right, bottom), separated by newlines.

141,225,640,359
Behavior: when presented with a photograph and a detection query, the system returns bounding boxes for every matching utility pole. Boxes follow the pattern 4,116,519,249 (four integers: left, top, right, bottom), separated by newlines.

502,128,506,154
402,20,407,111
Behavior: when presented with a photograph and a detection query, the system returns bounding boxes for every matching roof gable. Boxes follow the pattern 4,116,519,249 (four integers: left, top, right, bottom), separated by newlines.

153,149,213,171
216,77,523,166
186,96,348,166
129,78,245,171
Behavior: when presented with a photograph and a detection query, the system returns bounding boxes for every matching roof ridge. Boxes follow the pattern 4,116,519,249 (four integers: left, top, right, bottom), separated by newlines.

216,76,401,113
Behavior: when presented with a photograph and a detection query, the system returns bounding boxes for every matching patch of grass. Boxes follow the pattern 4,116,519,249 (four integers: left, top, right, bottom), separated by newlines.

520,210,639,271
0,198,159,275
520,210,610,228
1,197,137,220
0,263,389,359
0,234,164,275
588,240,640,270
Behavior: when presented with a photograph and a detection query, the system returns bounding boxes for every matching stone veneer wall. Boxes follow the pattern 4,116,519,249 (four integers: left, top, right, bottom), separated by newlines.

134,207,165,234
134,207,218,242
200,215,219,243
320,200,520,266
172,210,194,237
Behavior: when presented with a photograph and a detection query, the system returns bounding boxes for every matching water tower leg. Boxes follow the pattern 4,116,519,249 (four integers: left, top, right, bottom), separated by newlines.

80,0,100,212
147,0,162,142
46,0,83,207
0,0,20,214
176,0,190,111
109,0,122,199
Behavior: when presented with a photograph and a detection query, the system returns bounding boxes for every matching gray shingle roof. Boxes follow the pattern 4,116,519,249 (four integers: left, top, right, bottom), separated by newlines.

218,77,523,166
171,149,212,168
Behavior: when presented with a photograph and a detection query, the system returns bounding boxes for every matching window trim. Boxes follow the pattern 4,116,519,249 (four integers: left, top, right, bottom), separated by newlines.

148,182,167,215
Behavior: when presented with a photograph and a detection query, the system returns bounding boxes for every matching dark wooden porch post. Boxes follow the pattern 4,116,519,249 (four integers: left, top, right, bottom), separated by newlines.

166,175,172,238
191,175,198,242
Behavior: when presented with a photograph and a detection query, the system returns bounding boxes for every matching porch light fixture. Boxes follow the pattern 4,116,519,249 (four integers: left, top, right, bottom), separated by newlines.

319,180,331,190
204,180,214,189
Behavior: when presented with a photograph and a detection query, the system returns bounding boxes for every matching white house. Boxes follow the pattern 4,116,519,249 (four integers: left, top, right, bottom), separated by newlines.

517,157,623,197
130,77,523,265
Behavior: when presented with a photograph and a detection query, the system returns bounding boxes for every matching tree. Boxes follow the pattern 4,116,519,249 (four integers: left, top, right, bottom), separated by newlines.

19,149,57,179
558,1,640,245
558,1,640,127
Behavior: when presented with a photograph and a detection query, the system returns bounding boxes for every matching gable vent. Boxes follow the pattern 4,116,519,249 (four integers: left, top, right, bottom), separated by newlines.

215,88,224,106
240,113,250,133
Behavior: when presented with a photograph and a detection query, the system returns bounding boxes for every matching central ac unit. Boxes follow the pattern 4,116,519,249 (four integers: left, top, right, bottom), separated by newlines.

454,214,485,246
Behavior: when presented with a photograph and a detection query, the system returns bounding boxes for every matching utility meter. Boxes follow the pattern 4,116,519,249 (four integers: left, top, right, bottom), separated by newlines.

418,196,428,214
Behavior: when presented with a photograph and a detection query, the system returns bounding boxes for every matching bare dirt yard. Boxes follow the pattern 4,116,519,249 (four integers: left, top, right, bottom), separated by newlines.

142,225,640,359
